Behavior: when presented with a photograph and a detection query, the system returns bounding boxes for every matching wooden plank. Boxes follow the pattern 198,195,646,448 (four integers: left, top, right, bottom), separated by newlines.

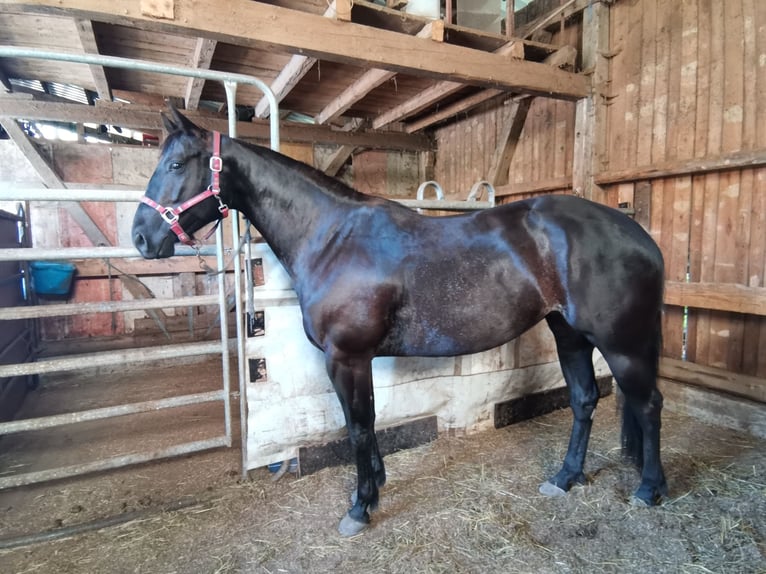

253,1,337,119
709,0,745,371
495,175,571,197
73,257,228,277
621,0,643,171
739,0,761,375
299,416,438,477
315,22,436,125
750,169,766,377
659,378,766,438
664,281,766,316
594,147,766,185
694,0,725,368
685,0,711,364
494,375,612,428
571,1,607,201
634,0,656,170
0,118,61,187
753,0,766,377
607,0,629,172
0,0,594,98
372,39,545,130
486,98,532,187
74,19,111,101
649,0,672,355
184,38,217,111
666,0,697,360
659,358,766,404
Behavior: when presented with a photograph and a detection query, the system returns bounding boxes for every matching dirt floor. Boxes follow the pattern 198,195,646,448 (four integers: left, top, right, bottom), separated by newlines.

1,367,765,573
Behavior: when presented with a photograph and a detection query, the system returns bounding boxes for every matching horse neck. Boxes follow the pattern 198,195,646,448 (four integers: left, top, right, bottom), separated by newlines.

222,139,354,275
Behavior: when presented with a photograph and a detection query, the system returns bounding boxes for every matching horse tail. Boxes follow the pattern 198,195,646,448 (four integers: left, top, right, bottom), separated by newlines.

620,308,663,470
621,397,644,468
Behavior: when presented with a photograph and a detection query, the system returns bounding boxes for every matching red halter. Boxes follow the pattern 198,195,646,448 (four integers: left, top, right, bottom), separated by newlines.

140,131,229,246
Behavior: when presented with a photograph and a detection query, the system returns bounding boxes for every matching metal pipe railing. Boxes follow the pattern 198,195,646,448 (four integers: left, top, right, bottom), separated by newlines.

0,436,231,490
0,390,224,435
0,340,231,378
0,245,218,261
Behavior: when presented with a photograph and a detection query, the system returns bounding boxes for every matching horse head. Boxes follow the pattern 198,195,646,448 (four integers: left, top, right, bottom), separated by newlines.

132,106,229,259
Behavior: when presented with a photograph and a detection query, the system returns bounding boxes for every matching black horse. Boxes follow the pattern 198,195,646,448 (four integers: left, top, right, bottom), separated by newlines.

132,108,667,536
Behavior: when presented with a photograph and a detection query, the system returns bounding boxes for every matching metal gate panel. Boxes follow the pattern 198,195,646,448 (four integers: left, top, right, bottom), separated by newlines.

0,47,280,487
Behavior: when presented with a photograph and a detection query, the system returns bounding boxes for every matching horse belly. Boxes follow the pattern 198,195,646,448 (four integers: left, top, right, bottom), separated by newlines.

385,276,545,357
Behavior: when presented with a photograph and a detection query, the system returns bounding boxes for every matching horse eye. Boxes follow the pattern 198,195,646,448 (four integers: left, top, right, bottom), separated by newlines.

169,161,184,171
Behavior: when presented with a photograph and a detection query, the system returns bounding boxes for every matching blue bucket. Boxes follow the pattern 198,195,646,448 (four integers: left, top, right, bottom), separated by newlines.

29,261,77,296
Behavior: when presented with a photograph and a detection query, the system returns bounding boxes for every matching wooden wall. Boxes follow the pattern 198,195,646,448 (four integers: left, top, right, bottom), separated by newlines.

432,0,765,383
603,0,766,377
433,21,579,200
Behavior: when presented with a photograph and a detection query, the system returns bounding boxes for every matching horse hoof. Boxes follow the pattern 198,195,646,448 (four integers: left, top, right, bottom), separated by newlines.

539,481,567,497
338,512,369,537
629,495,650,507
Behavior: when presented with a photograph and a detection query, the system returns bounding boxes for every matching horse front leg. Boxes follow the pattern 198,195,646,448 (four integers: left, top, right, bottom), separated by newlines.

326,352,382,536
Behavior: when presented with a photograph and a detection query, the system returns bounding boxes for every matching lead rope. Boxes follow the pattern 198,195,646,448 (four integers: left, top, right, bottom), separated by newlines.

194,221,251,276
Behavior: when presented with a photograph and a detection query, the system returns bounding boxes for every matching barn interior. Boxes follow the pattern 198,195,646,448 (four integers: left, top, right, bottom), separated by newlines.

0,0,764,571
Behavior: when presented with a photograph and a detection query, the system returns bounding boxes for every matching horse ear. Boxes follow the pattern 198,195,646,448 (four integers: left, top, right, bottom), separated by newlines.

166,102,201,133
161,112,177,134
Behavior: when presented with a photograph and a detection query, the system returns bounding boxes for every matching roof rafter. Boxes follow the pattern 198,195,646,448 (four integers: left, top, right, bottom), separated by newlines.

401,45,577,133
253,1,338,119
371,39,524,130
184,37,217,111
74,18,111,100
314,21,440,126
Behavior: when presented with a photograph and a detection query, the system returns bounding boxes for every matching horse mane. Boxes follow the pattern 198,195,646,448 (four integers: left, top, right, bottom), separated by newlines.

238,138,392,206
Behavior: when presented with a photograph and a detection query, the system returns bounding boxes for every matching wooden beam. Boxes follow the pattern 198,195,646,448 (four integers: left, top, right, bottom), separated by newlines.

595,149,766,186
572,0,608,202
372,39,526,130
0,99,433,150
659,358,766,404
405,88,506,133
320,145,355,176
184,38,217,111
317,118,364,176
74,18,112,100
486,98,533,186
334,0,352,21
664,281,766,317
0,65,14,92
404,46,575,133
495,175,572,198
253,2,338,119
1,118,62,187
0,0,589,100
314,22,438,126
74,257,225,277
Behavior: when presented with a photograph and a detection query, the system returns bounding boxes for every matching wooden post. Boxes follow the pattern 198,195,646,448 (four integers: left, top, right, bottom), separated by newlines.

572,1,609,203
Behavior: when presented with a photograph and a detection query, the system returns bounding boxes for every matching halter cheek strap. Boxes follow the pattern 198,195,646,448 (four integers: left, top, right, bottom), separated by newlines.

140,131,230,246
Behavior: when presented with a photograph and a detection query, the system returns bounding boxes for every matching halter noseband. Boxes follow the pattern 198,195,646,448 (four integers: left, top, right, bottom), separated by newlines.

140,131,230,246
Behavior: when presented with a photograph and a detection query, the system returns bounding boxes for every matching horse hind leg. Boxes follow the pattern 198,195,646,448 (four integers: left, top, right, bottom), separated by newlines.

539,313,599,497
603,349,667,506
